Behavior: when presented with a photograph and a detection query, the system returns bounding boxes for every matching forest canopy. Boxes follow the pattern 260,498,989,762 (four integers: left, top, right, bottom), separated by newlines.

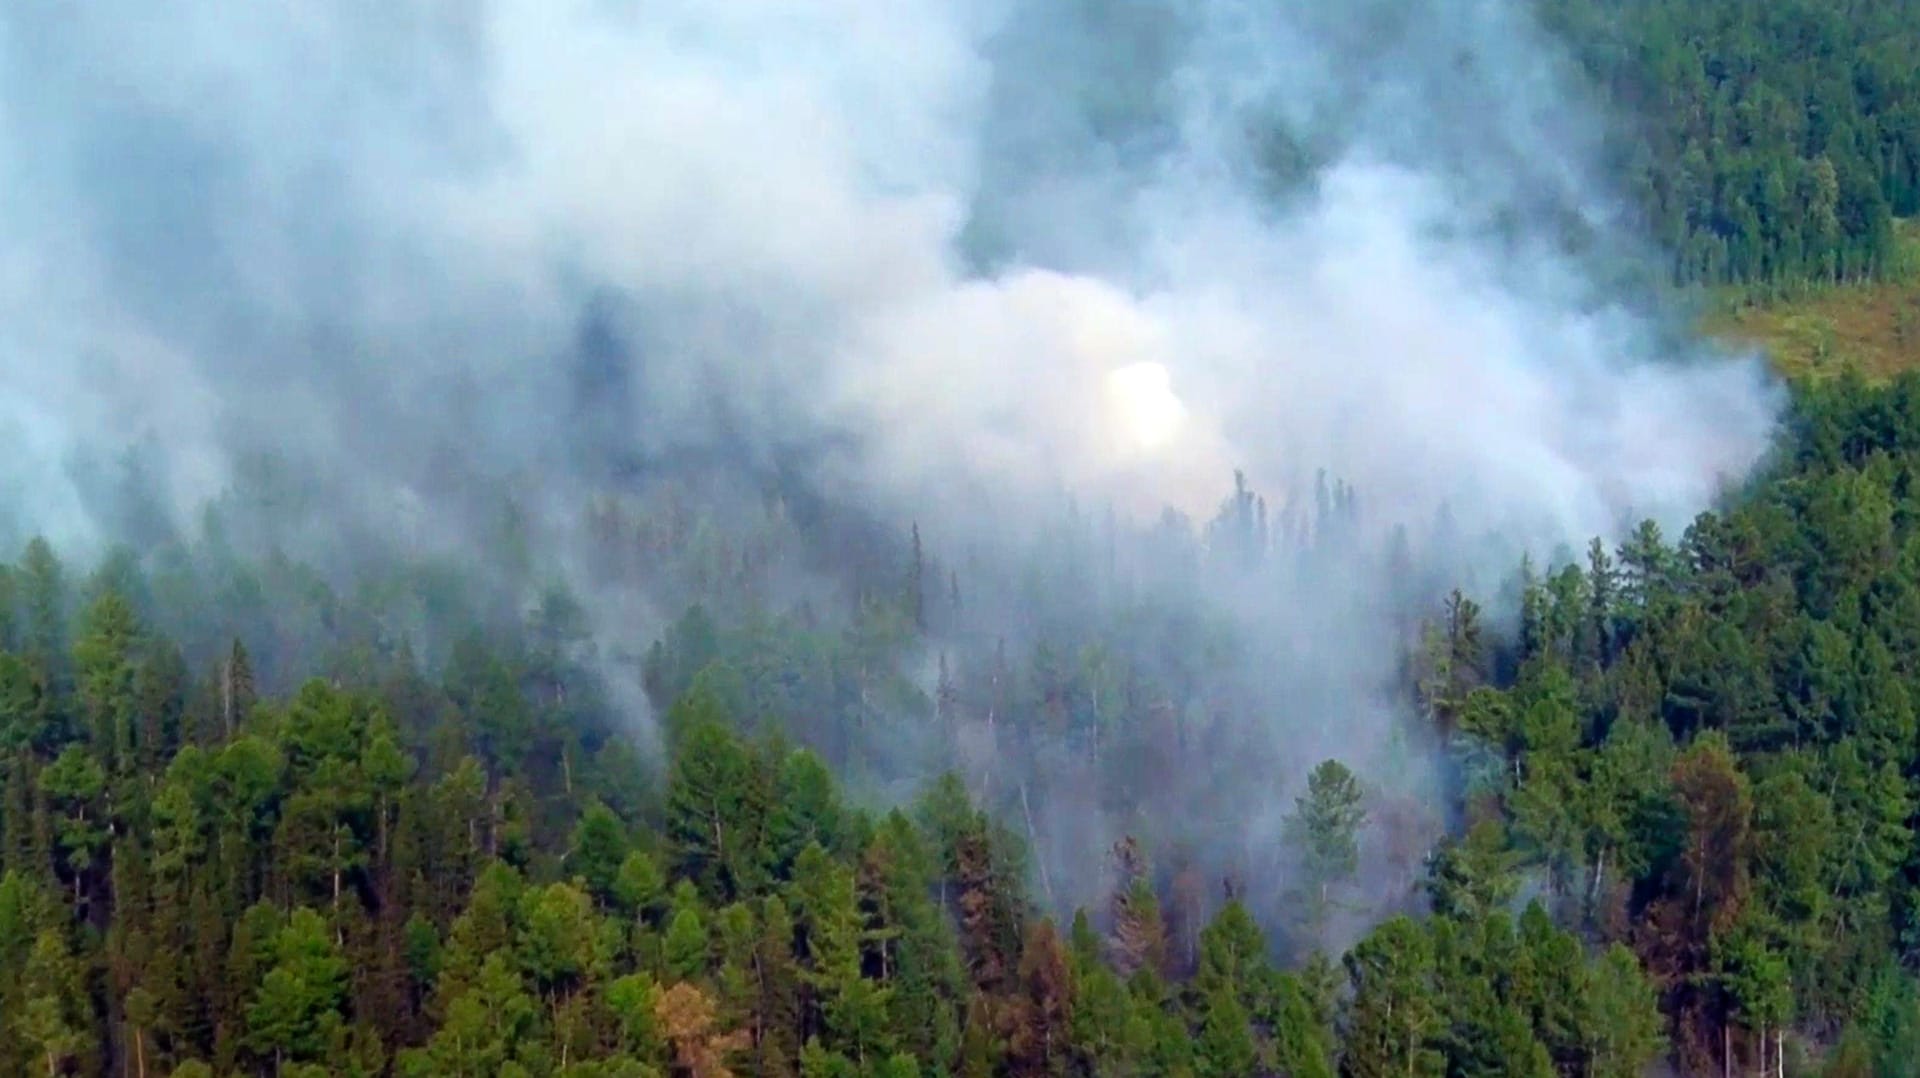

5,373,1920,1076
1540,0,1920,287
7,2,1920,1078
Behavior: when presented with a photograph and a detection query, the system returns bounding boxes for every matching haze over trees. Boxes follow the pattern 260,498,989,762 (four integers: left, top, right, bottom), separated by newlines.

8,1,1920,1077
5,363,1920,1074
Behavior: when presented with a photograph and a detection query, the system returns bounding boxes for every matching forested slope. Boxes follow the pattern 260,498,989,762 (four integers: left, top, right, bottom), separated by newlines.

14,4,1920,1078
7,375,1920,1075
1541,0,1920,288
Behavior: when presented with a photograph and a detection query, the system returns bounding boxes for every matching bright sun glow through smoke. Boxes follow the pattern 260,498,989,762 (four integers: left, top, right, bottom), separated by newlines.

1105,361,1188,454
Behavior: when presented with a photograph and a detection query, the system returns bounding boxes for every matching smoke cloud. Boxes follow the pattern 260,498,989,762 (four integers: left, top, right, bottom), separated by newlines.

0,0,1780,929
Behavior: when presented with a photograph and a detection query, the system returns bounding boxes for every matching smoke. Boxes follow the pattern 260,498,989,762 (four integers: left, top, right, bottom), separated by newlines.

0,1,1780,930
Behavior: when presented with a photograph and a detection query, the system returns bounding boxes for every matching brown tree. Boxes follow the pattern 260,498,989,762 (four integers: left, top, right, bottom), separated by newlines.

1634,734,1752,1076
1107,838,1168,979
1005,921,1074,1077
656,981,751,1078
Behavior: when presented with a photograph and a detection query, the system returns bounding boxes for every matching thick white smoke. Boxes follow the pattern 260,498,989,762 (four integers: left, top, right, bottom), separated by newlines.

0,0,1780,926
0,0,1776,559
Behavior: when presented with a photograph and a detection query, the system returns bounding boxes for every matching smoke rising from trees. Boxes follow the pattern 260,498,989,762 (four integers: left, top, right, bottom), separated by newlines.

0,0,1782,930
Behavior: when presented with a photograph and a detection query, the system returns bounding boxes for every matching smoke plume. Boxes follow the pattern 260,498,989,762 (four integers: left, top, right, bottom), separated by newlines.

0,1,1780,930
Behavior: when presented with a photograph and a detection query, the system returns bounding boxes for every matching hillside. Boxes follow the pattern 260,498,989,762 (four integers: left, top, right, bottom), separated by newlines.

12,369,1920,1075
1539,0,1920,288
13,3,1920,1078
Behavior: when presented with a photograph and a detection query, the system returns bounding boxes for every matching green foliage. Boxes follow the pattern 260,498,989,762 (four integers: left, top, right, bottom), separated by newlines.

1540,0,1919,288
25,323,1920,1078
665,712,769,902
569,800,630,907
1286,758,1366,941
1344,917,1445,1078
8,513,1717,1076
246,907,350,1066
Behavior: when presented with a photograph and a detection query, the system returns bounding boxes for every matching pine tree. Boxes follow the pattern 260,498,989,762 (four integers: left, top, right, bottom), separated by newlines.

222,638,256,738
768,751,844,878
1065,910,1136,1074
1286,760,1366,942
74,589,141,776
18,539,68,692
1193,984,1257,1078
17,928,90,1077
862,815,962,1069
1583,944,1665,1078
666,717,768,903
906,523,926,633
749,897,803,1077
1107,839,1167,980
38,747,105,906
1269,972,1335,1078
1343,917,1443,1078
1005,920,1072,1077
655,981,749,1078
245,907,350,1070
665,906,710,984
570,800,631,907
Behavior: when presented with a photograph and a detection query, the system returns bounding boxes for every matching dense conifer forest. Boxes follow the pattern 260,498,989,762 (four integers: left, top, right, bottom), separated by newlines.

14,3,1920,1078
23,371,1920,1076
10,378,1920,1078
1541,0,1920,289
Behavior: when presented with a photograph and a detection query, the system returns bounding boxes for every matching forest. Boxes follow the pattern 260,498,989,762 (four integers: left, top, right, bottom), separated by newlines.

1540,0,1920,289
11,2,1920,1078
22,370,1920,1076
9,375,1920,1078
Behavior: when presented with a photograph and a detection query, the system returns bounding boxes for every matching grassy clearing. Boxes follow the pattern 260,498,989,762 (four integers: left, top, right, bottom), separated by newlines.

1702,220,1920,381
